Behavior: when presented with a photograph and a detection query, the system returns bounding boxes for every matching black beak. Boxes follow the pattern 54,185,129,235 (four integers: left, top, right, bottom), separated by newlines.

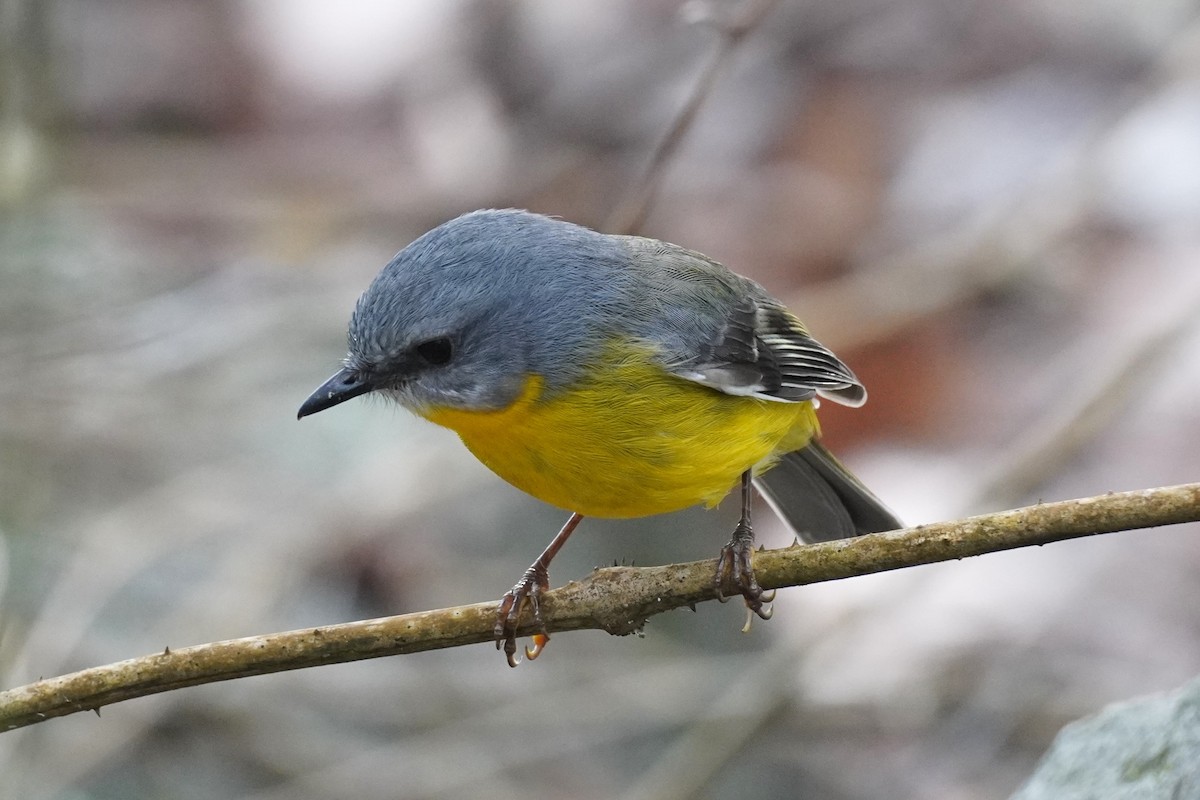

298,367,372,419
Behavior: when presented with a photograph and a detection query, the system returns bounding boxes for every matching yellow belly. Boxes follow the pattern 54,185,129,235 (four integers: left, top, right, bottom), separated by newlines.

422,351,819,518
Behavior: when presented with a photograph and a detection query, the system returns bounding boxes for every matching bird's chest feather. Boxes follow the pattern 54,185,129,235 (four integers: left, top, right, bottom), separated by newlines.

421,357,816,518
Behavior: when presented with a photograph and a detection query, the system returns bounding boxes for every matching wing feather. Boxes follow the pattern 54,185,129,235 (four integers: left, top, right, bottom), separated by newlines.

672,293,865,406
615,236,865,407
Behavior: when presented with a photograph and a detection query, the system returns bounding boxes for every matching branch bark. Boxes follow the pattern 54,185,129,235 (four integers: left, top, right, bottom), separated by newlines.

2,483,1197,732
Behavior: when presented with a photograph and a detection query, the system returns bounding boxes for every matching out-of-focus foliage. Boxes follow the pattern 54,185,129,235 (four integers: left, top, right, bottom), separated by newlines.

2,1,1199,798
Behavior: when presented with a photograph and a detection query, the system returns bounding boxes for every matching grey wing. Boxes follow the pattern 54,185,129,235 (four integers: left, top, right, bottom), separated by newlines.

617,237,865,407
680,295,866,407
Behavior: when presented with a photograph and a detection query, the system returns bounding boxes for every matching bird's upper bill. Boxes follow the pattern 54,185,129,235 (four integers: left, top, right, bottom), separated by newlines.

297,366,372,419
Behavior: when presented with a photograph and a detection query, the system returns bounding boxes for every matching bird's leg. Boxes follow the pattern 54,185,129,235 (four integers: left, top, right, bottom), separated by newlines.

714,470,775,623
495,512,583,667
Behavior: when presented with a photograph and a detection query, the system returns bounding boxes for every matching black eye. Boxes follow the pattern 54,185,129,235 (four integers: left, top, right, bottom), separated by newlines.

414,336,453,366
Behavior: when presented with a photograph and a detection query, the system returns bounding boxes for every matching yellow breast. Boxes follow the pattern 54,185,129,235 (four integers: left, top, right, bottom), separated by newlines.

422,347,819,518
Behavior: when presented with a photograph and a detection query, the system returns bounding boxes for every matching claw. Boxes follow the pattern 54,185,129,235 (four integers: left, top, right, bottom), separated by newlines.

714,555,732,603
713,507,776,625
741,600,774,632
713,532,740,602
493,513,583,666
526,633,550,661
495,563,549,668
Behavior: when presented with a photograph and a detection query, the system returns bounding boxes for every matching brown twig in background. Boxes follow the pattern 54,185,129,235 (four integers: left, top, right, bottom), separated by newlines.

795,13,1200,350
970,278,1200,511
604,0,783,235
2,482,1197,732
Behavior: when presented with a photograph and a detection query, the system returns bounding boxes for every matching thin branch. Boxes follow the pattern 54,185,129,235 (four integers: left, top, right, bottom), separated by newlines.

1,483,1197,732
604,0,782,235
617,612,822,800
795,12,1200,350
970,277,1200,511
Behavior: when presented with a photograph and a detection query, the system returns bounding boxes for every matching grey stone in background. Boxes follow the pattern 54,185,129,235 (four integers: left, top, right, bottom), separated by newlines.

1012,674,1200,800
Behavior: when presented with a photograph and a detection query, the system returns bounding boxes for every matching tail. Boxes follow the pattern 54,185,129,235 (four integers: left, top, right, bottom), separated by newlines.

753,440,901,543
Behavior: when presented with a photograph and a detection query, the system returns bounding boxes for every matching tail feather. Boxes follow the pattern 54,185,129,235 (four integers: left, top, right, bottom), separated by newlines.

753,440,901,543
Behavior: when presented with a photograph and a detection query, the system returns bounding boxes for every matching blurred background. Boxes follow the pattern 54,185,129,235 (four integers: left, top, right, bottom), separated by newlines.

2,1,1199,798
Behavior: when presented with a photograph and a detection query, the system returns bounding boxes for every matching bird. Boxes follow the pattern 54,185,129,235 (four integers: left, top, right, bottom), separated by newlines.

298,209,900,666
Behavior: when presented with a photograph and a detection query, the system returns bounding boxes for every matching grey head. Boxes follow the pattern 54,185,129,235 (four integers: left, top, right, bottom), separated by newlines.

298,209,633,419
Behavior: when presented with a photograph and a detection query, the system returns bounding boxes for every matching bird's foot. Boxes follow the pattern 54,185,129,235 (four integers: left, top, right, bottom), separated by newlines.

714,521,775,628
495,562,551,667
